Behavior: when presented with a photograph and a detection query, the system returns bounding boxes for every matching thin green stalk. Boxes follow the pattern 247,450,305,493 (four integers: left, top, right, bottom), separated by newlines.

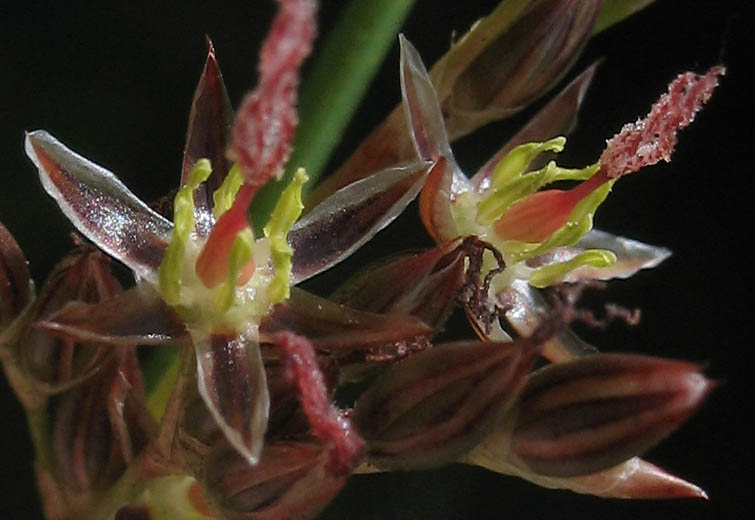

26,408,52,468
145,344,180,421
80,462,146,520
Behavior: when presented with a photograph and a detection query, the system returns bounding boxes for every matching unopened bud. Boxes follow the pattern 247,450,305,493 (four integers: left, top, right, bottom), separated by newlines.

0,221,32,331
23,246,120,392
508,354,713,477
332,238,467,331
441,0,601,139
204,441,347,520
354,339,539,470
53,348,151,494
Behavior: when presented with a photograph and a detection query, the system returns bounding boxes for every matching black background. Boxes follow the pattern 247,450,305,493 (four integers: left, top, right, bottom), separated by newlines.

2,0,751,518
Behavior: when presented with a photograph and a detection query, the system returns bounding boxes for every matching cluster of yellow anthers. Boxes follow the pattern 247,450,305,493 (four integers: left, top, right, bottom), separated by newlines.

157,159,307,332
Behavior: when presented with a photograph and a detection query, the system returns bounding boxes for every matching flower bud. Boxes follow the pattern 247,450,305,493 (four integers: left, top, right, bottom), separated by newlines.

354,339,539,470
204,441,347,520
332,238,467,332
53,348,152,494
263,348,340,436
440,0,601,140
464,441,709,500
0,221,32,332
508,354,713,477
23,246,121,392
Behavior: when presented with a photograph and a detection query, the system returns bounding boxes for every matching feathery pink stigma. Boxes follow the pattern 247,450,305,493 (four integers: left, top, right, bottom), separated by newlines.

495,66,724,244
198,0,316,288
600,66,725,179
274,332,365,475
231,0,317,189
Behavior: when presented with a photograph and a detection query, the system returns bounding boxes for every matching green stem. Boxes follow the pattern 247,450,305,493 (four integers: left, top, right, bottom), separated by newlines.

593,0,655,34
145,344,180,421
152,343,196,461
80,462,146,520
26,408,52,467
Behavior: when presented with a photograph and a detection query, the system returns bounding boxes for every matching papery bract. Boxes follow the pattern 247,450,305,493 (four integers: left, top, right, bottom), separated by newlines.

0,221,33,331
441,0,601,139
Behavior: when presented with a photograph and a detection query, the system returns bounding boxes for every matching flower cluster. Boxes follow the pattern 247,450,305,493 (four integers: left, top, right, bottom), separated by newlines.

1,1,723,518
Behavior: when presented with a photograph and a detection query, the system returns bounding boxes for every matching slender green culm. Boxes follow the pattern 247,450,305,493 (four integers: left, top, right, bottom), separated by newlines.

593,0,655,35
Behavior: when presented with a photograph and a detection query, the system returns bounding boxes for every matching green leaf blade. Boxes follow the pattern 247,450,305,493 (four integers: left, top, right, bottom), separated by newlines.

593,0,655,34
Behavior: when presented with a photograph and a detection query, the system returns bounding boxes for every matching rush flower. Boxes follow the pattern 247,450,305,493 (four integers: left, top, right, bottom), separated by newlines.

15,1,438,517
314,0,722,503
399,34,723,305
25,0,320,467
2,0,725,518
389,14,722,501
23,0,435,466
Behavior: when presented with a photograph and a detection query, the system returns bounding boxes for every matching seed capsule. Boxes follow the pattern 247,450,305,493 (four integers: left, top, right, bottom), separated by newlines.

23,246,120,392
0,221,32,331
354,339,539,470
53,348,152,494
204,440,347,520
509,354,713,477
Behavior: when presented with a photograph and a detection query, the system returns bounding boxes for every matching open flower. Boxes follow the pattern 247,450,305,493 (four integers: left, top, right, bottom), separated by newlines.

23,0,432,496
310,1,722,501
398,32,723,338
3,1,728,518
390,21,722,499
304,0,697,364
